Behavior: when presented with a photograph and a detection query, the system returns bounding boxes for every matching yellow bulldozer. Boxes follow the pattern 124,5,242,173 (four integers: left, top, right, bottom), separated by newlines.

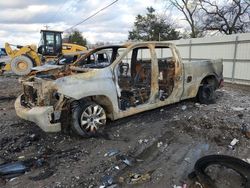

1,30,87,75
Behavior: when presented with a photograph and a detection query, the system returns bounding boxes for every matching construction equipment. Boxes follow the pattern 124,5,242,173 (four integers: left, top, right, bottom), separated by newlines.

1,30,87,75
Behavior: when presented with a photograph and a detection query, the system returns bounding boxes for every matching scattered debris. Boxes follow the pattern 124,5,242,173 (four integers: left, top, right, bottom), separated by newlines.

123,158,133,166
118,176,124,183
173,184,187,188
157,142,163,148
181,105,187,111
229,138,239,149
173,185,182,188
29,168,54,181
230,138,239,146
194,103,201,107
0,145,82,184
127,171,152,184
243,158,250,164
138,139,149,144
246,131,250,139
34,158,46,168
231,107,245,111
18,156,25,160
116,155,142,166
104,149,120,157
237,113,244,119
9,177,18,182
173,115,180,121
29,134,39,141
184,157,191,163
241,124,250,139
100,175,117,188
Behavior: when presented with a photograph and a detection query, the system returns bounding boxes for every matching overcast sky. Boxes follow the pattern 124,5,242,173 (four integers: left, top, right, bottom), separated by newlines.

0,0,183,47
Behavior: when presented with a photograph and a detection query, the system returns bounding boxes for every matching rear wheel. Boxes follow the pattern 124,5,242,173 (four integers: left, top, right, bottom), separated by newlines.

71,100,107,137
197,83,215,104
10,55,33,75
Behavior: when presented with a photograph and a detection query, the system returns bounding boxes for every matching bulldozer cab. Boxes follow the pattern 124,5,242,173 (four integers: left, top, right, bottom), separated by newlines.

38,30,63,56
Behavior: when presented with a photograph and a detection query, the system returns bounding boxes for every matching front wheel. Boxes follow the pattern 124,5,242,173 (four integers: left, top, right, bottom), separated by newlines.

71,100,107,137
197,84,215,104
10,55,33,76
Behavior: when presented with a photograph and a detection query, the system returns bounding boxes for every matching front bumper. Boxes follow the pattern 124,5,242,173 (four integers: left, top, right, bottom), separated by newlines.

15,95,61,132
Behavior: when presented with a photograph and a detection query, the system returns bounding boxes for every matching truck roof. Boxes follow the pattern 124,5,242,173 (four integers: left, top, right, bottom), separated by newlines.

94,41,175,51
40,30,63,33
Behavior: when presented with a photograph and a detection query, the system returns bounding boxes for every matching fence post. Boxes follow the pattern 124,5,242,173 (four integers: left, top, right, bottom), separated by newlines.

232,36,239,83
161,47,163,58
189,39,192,62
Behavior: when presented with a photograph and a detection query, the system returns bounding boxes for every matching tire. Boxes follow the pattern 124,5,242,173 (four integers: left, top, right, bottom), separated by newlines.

71,100,107,137
10,55,33,76
190,155,250,188
197,83,215,104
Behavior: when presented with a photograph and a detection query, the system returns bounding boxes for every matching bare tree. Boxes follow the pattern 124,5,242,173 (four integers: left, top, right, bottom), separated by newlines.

200,0,250,34
167,0,203,38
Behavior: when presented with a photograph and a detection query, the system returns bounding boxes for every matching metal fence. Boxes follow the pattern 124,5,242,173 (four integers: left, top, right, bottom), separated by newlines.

170,33,250,85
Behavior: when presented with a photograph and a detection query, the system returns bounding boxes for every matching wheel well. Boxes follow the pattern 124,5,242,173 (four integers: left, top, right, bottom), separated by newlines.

201,75,218,88
79,95,114,119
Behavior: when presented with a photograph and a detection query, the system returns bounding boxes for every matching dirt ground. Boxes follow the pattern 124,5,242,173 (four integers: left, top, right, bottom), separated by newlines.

0,75,250,188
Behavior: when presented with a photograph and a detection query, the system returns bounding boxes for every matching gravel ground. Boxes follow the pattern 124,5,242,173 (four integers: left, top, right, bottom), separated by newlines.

0,75,249,188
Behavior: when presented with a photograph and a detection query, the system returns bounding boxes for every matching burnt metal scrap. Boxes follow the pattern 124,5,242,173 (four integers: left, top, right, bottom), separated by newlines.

104,149,120,157
189,155,250,188
100,175,117,188
14,41,223,137
0,161,29,178
116,154,143,166
0,158,48,179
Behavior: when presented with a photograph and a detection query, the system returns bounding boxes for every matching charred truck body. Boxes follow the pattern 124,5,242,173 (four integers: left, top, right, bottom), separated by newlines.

15,42,223,137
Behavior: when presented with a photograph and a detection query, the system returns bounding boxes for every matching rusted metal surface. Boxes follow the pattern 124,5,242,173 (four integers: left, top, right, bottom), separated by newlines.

15,42,223,132
181,59,223,100
15,95,61,132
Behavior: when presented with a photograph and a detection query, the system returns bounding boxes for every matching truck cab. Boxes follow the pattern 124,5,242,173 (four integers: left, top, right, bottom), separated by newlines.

38,30,63,57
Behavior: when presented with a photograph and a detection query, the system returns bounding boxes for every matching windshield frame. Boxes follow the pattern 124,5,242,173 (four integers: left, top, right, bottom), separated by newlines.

72,45,128,69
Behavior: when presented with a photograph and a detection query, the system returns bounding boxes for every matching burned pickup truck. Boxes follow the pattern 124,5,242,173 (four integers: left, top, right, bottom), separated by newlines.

15,42,223,137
